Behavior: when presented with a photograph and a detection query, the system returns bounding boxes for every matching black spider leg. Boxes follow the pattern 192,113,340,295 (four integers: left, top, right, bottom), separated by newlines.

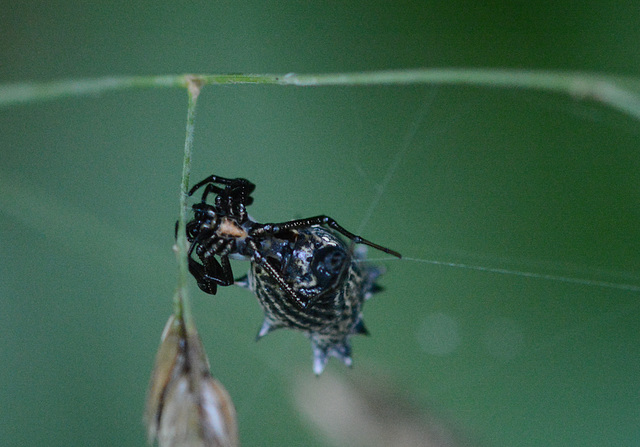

188,175,244,196
196,183,226,202
186,254,218,295
186,238,235,295
256,216,402,258
188,175,256,206
184,213,236,295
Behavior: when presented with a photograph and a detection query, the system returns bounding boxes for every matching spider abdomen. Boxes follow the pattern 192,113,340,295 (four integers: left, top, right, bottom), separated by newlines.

245,226,383,374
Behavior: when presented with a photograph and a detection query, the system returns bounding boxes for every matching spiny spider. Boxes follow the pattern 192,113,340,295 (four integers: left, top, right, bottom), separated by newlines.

239,228,390,374
184,175,400,308
183,174,401,373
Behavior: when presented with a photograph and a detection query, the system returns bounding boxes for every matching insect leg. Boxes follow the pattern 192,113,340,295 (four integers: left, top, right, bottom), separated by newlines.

256,216,402,258
188,175,256,202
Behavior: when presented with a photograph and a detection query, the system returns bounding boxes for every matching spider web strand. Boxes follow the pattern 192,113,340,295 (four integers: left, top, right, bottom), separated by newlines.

400,257,640,293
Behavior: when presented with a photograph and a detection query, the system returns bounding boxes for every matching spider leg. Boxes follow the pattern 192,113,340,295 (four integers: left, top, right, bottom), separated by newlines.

189,257,235,294
188,256,218,295
188,175,256,204
256,216,402,258
199,183,226,202
187,236,235,294
202,254,235,287
188,175,237,196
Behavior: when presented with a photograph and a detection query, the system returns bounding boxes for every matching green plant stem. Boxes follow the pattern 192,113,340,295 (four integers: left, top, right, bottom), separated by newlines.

2,69,640,120
0,74,279,106
173,78,202,324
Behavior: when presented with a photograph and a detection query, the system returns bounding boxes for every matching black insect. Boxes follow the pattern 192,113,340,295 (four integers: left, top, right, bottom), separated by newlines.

183,174,401,373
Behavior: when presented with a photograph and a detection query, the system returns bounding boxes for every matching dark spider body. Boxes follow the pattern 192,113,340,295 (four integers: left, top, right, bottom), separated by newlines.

243,227,384,374
183,175,400,374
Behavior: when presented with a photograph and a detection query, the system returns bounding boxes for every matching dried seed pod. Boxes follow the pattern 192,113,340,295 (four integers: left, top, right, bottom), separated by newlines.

145,314,238,447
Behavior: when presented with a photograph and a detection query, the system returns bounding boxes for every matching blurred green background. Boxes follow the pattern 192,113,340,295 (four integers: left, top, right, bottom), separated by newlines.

1,2,639,446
